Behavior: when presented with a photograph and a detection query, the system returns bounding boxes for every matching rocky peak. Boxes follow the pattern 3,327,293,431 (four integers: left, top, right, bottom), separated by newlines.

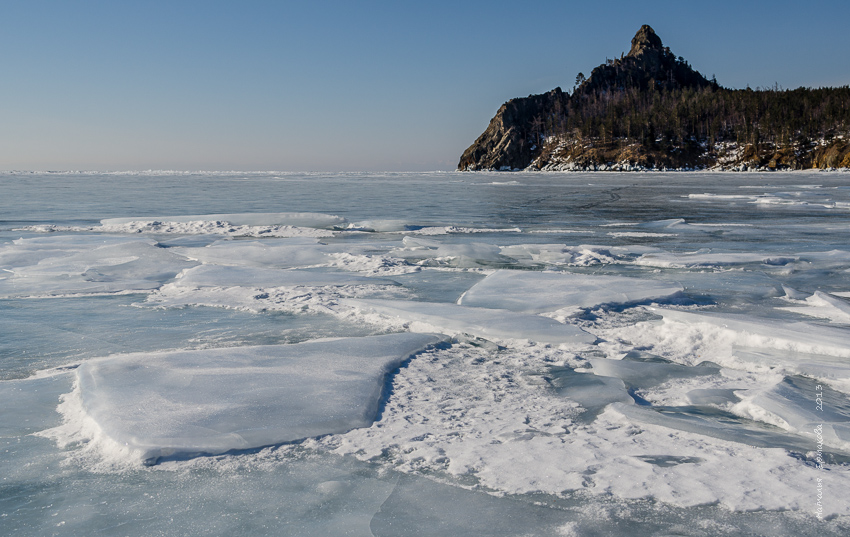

627,25,663,58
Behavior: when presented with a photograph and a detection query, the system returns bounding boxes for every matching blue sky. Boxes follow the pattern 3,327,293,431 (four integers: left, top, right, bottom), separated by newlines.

1,0,848,171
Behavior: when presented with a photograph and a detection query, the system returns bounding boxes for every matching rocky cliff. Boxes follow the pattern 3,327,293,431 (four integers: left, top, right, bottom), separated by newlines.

457,88,568,171
458,25,850,171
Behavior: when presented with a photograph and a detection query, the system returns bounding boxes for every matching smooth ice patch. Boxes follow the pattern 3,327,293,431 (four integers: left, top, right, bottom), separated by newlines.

457,270,683,313
170,265,398,289
588,358,719,388
49,333,445,464
175,239,333,268
346,298,595,345
0,237,196,297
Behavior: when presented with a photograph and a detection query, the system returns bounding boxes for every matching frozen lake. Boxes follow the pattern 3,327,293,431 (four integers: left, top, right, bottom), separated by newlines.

1,170,849,535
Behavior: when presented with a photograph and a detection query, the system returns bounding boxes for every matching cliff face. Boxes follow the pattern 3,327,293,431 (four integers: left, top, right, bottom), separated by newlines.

458,25,850,171
457,88,568,171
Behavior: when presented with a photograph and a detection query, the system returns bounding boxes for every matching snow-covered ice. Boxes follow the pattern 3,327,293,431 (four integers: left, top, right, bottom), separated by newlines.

457,269,684,313
3,171,850,535
45,333,444,464
346,298,596,345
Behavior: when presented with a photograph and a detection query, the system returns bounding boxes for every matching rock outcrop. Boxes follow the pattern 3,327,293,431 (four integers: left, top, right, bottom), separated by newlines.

457,88,568,171
458,25,850,171
580,24,713,94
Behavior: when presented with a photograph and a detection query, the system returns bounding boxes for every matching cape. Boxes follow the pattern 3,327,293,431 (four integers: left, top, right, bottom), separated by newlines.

458,25,850,171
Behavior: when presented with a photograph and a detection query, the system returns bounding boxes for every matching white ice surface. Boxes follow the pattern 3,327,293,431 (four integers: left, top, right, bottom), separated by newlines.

48,333,445,464
649,308,850,359
345,298,596,345
101,212,346,229
390,241,511,267
170,264,398,289
457,270,684,313
635,250,798,268
599,307,850,391
175,239,333,268
317,341,850,514
779,290,850,323
688,192,850,210
588,357,719,387
0,237,196,297
497,243,658,267
734,377,850,450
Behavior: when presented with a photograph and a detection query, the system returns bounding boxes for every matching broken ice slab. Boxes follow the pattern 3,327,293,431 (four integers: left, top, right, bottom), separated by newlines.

779,290,850,323
659,270,785,301
346,298,595,345
171,265,398,288
612,403,850,461
588,358,719,388
0,238,197,298
634,250,799,268
0,235,155,270
652,308,850,359
72,333,446,463
457,270,683,313
101,212,347,229
497,243,658,267
547,368,633,420
740,376,850,449
729,347,850,382
392,241,514,267
686,389,742,406
174,239,331,268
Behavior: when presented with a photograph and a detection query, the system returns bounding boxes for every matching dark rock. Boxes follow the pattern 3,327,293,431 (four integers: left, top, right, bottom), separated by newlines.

458,25,850,172
628,24,663,57
457,88,568,171
458,25,711,171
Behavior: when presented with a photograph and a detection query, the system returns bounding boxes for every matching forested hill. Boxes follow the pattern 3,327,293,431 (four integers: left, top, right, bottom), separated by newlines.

458,25,850,171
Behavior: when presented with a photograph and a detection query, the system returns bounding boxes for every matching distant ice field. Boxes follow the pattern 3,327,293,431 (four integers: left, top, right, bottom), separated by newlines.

2,170,850,536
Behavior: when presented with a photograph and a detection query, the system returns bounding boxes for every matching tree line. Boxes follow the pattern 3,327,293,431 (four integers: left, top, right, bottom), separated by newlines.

534,83,850,151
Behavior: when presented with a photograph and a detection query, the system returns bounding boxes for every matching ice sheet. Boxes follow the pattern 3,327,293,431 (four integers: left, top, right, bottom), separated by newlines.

171,265,398,289
0,235,157,269
175,239,334,268
6,171,850,530
101,212,346,229
345,298,596,345
0,373,73,435
612,403,841,456
547,368,633,419
588,358,719,387
370,475,574,536
457,270,684,313
736,376,850,449
658,270,785,302
54,333,445,463
779,290,850,323
0,238,196,297
635,250,798,268
497,243,658,267
391,241,512,267
651,308,850,359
